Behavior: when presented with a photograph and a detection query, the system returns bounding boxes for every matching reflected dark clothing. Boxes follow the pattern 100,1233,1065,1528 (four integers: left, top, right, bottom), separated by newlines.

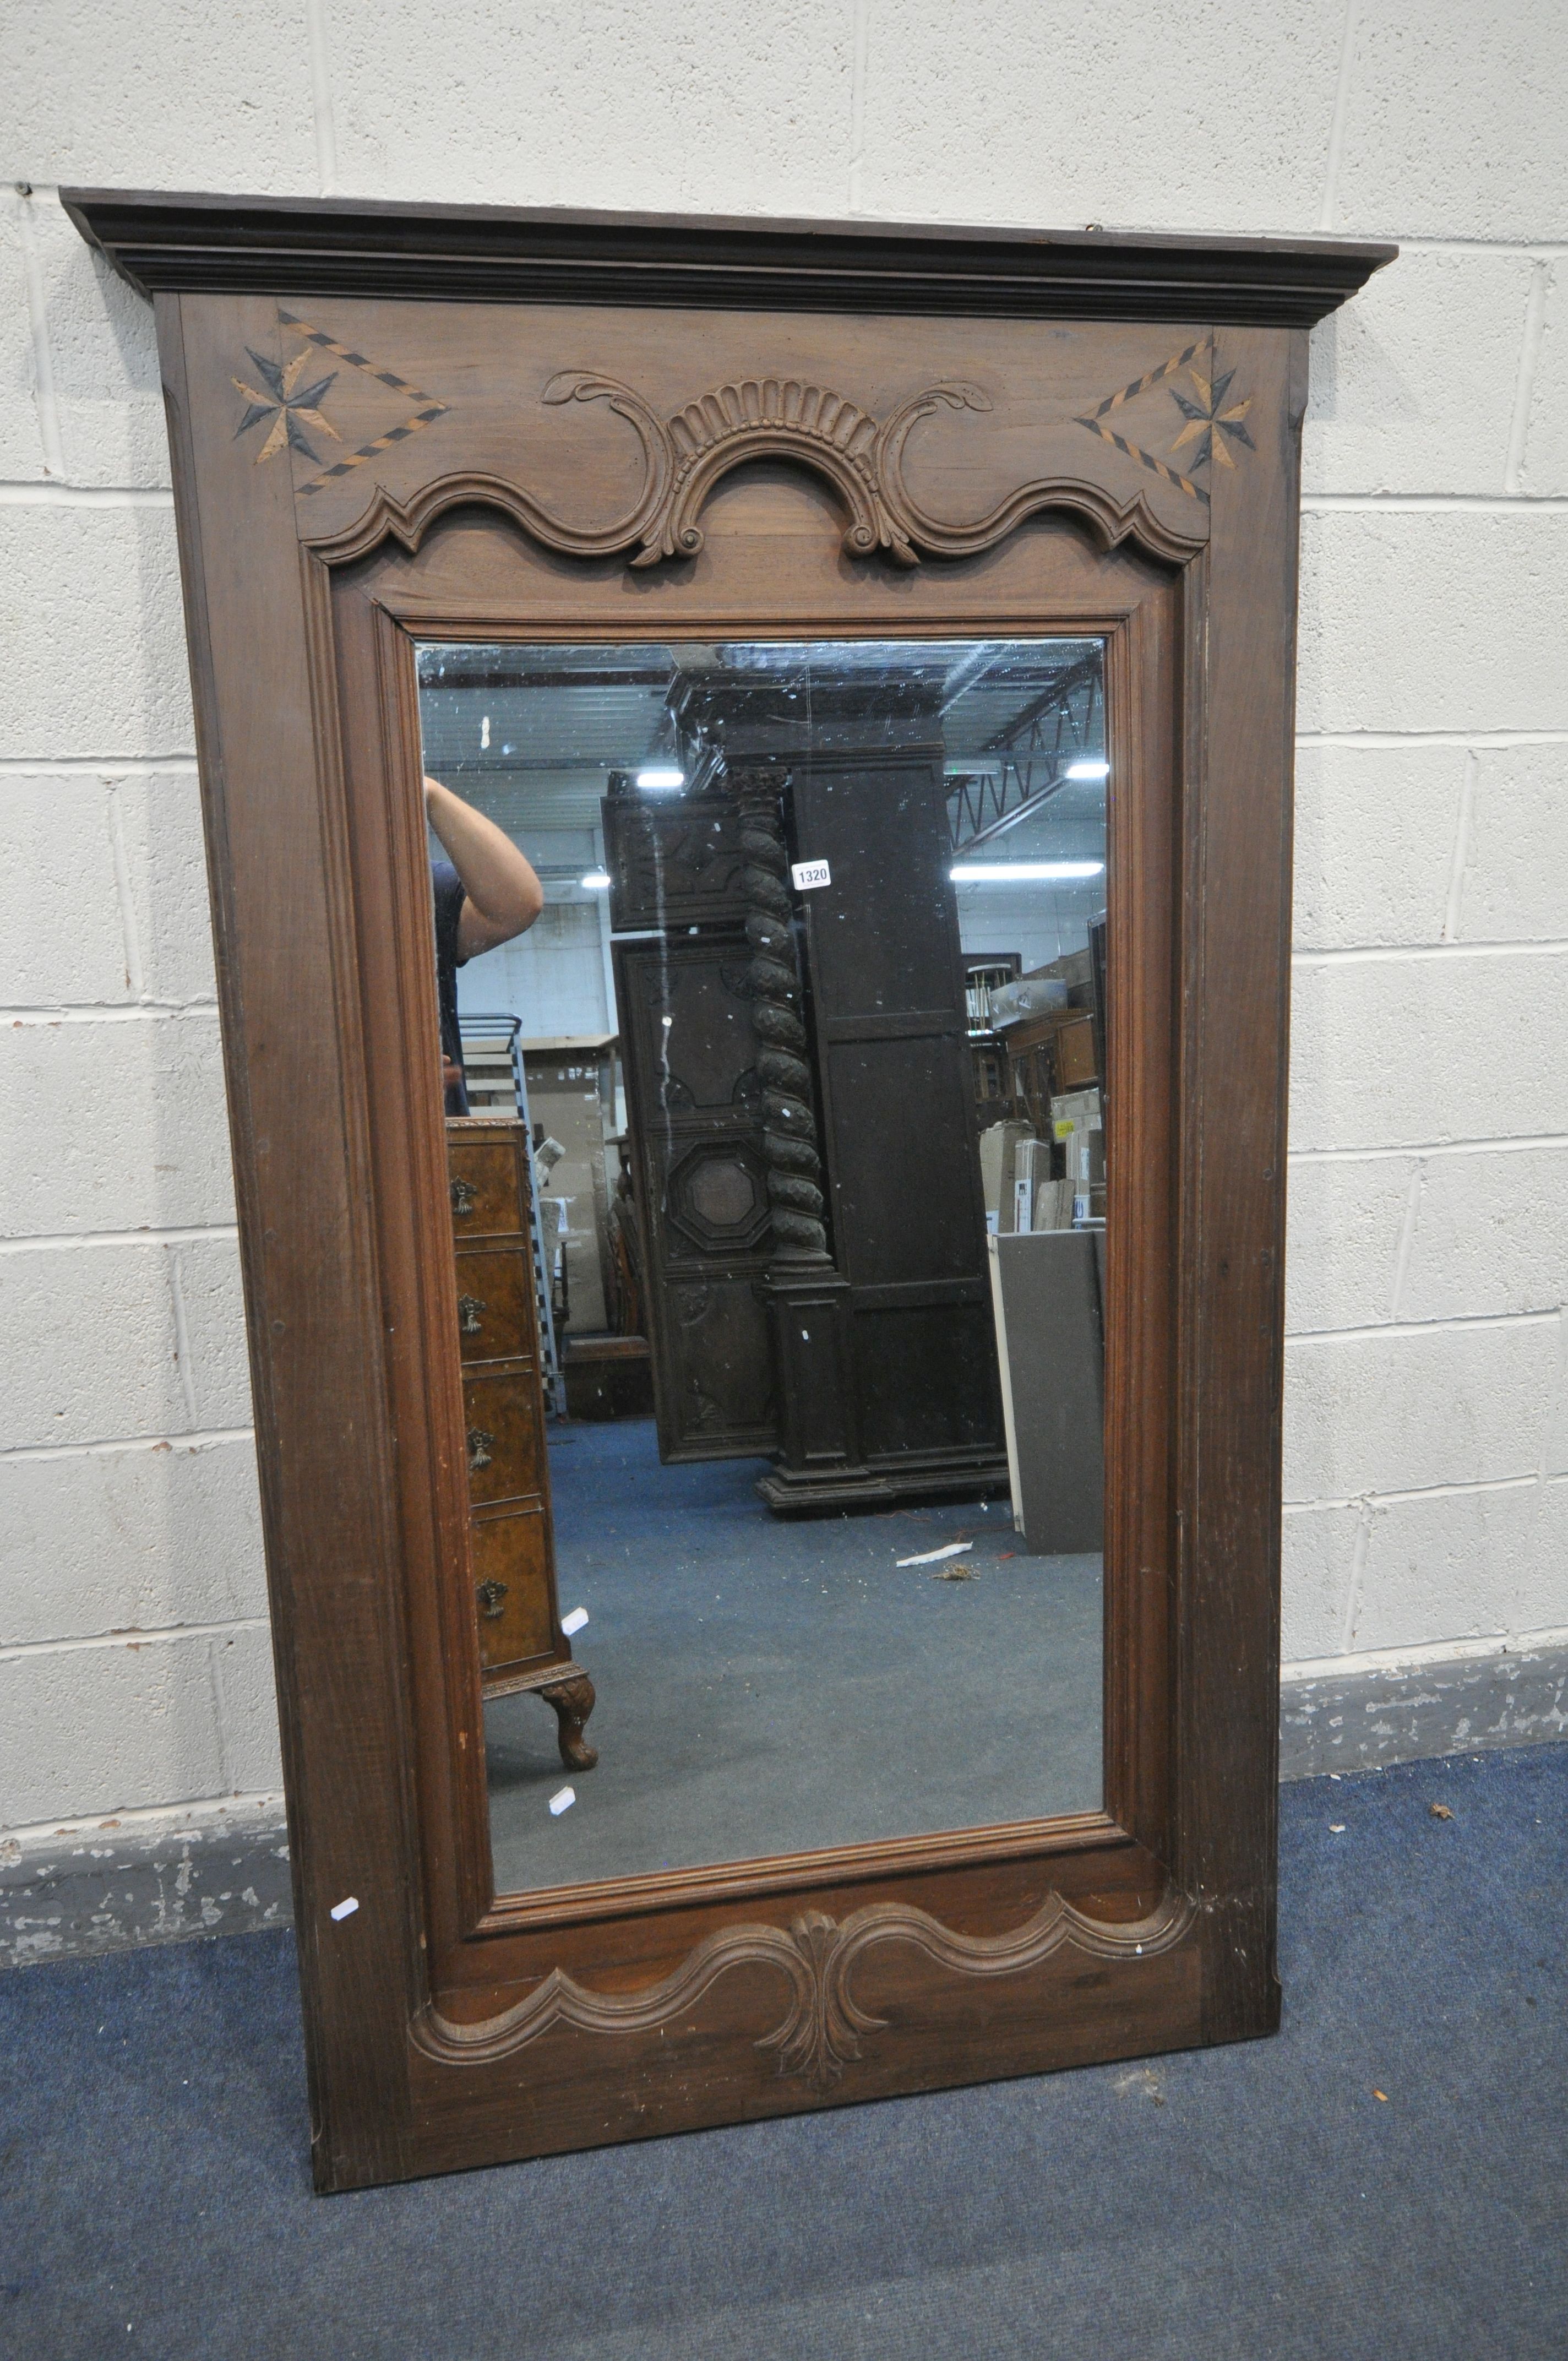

431,858,469,1117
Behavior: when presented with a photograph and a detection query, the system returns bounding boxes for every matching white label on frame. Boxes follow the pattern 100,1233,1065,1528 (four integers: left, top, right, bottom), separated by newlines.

791,858,832,891
329,1896,359,1922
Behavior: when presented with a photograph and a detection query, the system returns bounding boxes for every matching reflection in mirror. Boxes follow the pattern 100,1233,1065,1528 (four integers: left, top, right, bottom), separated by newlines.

417,638,1111,1894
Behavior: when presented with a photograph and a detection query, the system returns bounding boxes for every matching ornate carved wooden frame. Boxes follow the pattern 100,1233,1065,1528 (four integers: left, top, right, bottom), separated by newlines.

68,192,1393,2191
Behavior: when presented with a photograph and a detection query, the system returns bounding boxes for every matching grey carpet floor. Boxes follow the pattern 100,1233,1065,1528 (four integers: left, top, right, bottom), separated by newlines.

2,1746,1562,2359
484,1417,1103,1894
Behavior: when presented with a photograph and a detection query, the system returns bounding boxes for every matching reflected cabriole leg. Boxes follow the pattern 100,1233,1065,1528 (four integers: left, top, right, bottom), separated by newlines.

540,1671,598,1770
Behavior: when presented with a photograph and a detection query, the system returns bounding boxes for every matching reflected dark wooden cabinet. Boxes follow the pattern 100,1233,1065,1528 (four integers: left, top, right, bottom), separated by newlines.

447,1117,596,1767
68,186,1394,2190
607,673,1005,1508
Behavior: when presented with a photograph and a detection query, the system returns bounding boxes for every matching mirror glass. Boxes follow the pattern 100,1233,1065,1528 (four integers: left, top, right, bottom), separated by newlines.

416,637,1110,1894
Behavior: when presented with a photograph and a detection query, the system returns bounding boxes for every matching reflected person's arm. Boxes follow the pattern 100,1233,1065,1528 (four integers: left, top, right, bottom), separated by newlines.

423,774,545,956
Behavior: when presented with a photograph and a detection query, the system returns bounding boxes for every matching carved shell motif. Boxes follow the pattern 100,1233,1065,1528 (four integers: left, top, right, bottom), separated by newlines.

665,378,890,559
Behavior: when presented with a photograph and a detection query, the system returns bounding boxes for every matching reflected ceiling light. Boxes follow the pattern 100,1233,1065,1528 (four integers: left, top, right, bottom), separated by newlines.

635,766,684,790
950,861,1105,883
1064,759,1109,780
581,869,611,890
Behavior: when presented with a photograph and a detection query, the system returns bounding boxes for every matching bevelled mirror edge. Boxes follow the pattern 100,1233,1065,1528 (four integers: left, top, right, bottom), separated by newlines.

395,613,1166,1934
88,195,1393,2188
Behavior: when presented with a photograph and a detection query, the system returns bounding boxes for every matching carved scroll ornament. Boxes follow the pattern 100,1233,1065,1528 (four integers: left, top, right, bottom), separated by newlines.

313,365,1207,569
544,369,993,568
414,1886,1196,2093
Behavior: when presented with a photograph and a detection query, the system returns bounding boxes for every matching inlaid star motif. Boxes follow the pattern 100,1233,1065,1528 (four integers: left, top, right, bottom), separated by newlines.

1169,367,1255,472
231,345,342,466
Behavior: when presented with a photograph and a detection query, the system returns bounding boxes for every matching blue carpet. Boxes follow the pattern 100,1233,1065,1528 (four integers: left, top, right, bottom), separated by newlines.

486,1417,1101,1892
1,1747,1562,2360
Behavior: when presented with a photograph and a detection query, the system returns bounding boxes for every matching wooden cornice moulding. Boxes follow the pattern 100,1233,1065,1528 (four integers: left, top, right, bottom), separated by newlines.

62,189,1395,326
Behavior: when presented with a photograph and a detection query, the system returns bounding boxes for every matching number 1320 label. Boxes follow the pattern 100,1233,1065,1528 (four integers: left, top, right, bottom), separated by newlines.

791,859,832,891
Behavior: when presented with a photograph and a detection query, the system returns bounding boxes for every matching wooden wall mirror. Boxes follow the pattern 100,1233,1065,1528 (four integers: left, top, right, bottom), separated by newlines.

67,193,1392,2191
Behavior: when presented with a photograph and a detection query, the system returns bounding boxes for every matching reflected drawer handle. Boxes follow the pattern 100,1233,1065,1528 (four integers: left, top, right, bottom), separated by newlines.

450,1177,477,1217
458,1294,486,1336
466,1426,494,1473
476,1580,508,1620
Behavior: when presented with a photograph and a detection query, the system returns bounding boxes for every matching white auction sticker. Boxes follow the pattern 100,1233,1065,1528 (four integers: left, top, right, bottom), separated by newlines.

791,858,832,891
560,1605,589,1637
329,1896,359,1922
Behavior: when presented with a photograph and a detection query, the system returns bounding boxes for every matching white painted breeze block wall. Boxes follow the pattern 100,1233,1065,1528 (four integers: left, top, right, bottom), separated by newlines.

2,3,1565,1849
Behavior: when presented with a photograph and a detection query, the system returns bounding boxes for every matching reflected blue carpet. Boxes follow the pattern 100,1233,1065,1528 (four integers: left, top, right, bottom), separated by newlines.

2,1747,1562,2359
484,1417,1102,1894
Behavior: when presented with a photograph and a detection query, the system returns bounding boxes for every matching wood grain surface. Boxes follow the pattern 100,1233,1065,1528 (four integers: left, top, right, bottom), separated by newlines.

122,203,1387,2188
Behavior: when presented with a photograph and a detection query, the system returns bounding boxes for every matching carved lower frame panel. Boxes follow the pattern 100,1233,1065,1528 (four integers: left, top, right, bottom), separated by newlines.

416,1886,1197,2096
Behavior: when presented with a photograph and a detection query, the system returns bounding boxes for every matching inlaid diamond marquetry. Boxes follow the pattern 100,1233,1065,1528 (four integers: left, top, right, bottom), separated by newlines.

1075,342,1252,507
233,311,452,498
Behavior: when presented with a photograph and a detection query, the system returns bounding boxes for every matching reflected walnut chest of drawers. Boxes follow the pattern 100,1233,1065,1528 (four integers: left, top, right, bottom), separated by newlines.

447,1116,597,1771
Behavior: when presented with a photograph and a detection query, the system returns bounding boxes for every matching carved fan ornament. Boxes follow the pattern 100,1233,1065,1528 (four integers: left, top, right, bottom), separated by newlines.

416,1887,1196,2093
555,371,997,568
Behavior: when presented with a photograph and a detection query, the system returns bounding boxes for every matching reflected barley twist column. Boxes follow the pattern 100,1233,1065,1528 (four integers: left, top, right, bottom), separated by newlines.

730,765,868,1505
732,768,830,1263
